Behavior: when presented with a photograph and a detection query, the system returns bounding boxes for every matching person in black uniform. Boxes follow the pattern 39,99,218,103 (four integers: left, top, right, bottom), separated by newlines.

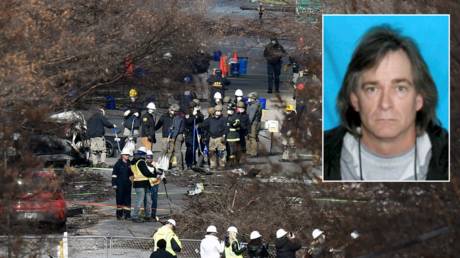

234,101,250,155
184,102,204,170
225,102,241,167
140,102,157,151
200,104,227,170
111,148,133,220
207,69,230,105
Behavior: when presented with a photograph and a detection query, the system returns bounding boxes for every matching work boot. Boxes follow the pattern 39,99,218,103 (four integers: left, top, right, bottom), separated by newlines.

116,209,123,220
144,217,152,222
123,210,131,220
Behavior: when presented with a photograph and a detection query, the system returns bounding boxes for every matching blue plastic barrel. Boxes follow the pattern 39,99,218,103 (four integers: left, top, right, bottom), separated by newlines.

213,50,222,62
106,96,116,110
238,57,248,75
259,97,266,110
230,62,240,77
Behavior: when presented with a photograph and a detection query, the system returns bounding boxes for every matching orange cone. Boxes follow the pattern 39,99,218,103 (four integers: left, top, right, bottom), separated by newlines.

232,50,238,63
219,55,229,77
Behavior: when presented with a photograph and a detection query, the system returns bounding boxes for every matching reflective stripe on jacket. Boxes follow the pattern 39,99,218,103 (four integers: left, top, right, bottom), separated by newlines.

131,160,148,182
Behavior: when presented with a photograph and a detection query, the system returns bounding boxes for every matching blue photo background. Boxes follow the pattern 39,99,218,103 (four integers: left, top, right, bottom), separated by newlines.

323,15,449,131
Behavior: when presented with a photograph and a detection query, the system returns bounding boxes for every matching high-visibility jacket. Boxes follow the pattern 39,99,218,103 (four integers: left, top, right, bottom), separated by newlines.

153,225,182,257
131,160,148,182
224,240,243,258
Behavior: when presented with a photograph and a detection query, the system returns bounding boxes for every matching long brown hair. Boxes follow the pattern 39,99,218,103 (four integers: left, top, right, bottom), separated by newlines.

337,25,439,135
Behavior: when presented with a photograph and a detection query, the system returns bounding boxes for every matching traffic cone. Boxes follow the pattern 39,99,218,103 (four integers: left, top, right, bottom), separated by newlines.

219,55,229,77
232,50,238,63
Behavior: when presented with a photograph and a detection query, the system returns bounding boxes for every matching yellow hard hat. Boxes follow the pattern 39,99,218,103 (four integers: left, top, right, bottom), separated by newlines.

129,88,138,97
285,104,295,112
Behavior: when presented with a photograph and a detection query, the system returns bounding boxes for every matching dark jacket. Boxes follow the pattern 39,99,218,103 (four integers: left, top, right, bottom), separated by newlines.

155,113,174,138
184,112,204,143
248,238,269,258
280,112,297,136
123,100,143,130
247,101,262,124
111,158,133,188
131,157,156,188
141,113,156,141
323,123,449,180
150,249,176,258
275,236,301,258
192,52,212,74
86,111,115,138
170,115,185,138
263,42,286,64
201,116,227,138
226,114,241,142
235,112,250,137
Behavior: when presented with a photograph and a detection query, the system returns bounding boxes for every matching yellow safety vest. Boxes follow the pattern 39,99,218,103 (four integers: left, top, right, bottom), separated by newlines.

131,160,148,182
153,225,182,256
224,240,243,258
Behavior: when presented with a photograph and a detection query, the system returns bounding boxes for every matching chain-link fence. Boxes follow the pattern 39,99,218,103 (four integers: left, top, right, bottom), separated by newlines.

1,235,310,258
0,235,62,258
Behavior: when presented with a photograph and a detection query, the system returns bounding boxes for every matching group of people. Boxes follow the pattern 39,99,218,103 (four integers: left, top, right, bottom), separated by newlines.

124,87,264,171
112,145,165,222
150,222,333,258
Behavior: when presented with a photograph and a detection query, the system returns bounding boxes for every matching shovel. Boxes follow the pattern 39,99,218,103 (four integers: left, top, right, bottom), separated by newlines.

157,131,172,171
112,128,121,152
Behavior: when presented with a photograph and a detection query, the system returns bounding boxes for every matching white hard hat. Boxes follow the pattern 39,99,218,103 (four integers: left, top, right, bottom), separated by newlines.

227,226,238,233
276,229,288,239
137,146,147,153
235,89,243,97
167,219,176,227
213,92,222,99
146,150,153,156
146,102,156,110
250,231,262,240
312,229,324,239
163,52,172,59
206,225,218,233
120,147,132,156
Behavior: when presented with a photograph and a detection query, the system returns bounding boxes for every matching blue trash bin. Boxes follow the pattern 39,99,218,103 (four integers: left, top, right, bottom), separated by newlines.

213,50,222,62
259,97,267,110
238,57,248,75
106,96,116,110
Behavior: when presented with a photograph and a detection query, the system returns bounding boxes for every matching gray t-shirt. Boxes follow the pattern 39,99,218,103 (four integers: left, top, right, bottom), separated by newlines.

340,132,432,181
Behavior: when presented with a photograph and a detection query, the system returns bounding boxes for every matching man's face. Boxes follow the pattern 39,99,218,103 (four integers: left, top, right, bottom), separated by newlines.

350,50,423,142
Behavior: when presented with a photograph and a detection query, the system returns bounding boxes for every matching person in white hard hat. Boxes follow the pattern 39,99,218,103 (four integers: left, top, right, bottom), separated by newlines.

212,92,223,107
131,147,157,223
247,231,269,258
308,229,328,258
140,102,157,151
153,219,182,257
145,150,163,222
275,229,301,258
224,226,246,258
200,225,224,258
233,89,244,106
111,147,133,220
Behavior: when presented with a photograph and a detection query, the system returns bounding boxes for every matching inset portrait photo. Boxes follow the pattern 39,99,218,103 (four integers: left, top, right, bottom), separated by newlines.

322,15,449,182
